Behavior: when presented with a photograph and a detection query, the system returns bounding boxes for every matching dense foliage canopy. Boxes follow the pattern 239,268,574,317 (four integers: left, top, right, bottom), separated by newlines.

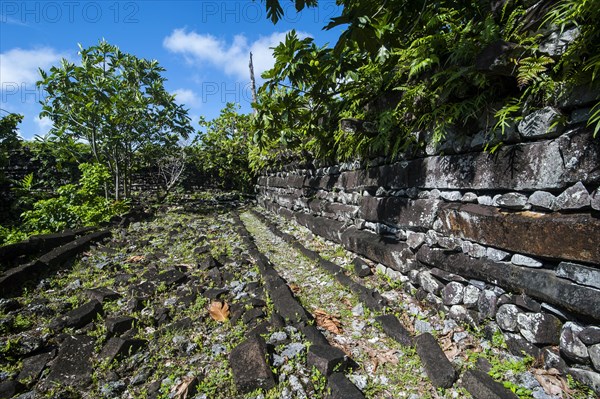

251,0,600,170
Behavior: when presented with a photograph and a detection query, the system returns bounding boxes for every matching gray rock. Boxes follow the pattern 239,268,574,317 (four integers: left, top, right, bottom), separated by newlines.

580,327,600,345
511,254,542,268
539,27,580,57
495,193,530,210
478,290,498,319
281,343,305,359
462,241,487,258
415,319,433,334
592,189,600,211
590,344,600,372
556,261,600,289
478,195,494,206
516,313,562,344
417,271,443,295
441,282,464,305
440,191,462,202
528,191,556,211
560,322,589,363
518,107,564,139
463,285,481,308
496,304,521,332
461,192,478,203
569,107,591,125
541,347,567,373
554,181,590,210
486,247,510,261
406,232,426,250
268,331,287,345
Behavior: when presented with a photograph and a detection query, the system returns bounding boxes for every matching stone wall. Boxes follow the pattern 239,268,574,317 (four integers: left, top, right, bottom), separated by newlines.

256,115,600,389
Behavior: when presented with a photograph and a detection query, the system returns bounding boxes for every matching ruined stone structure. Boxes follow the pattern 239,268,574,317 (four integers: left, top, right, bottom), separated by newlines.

256,108,600,391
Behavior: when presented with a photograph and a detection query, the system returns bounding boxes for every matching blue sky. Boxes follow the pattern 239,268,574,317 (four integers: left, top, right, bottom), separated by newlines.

0,0,343,140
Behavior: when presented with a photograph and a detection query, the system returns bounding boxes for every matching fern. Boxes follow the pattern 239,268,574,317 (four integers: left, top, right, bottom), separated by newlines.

588,102,600,138
517,56,555,87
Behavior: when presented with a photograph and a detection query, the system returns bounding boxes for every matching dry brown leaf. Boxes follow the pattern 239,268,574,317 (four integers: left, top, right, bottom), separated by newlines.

172,375,198,399
208,301,230,322
314,309,342,334
341,297,353,308
289,283,301,294
127,255,145,263
533,368,569,396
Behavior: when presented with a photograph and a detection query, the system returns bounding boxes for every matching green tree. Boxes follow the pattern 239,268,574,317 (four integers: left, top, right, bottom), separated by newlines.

0,113,22,181
190,103,253,191
37,40,193,200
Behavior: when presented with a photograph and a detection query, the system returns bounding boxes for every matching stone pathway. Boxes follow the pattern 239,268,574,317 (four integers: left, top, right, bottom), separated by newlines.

0,205,596,398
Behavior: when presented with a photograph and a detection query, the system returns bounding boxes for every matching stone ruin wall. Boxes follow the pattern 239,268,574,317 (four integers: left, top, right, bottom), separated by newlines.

256,104,600,389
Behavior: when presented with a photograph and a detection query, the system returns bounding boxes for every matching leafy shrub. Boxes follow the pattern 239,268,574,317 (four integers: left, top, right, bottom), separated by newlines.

21,163,129,233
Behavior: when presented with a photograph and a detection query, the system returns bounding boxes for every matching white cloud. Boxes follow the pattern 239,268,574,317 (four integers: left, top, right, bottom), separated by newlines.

163,29,309,81
172,88,200,107
0,47,64,88
34,115,53,134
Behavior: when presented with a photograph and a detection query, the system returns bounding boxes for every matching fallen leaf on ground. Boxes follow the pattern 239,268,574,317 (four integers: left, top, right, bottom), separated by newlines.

208,301,230,322
289,283,301,294
172,375,198,399
313,309,342,334
127,255,145,263
533,368,569,396
341,297,353,308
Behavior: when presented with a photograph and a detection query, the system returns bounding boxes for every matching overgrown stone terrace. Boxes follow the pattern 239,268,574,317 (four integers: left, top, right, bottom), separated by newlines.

0,199,598,398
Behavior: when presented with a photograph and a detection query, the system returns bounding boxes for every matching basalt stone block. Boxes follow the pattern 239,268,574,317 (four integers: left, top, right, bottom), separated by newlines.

17,349,56,382
375,315,413,347
99,336,146,362
326,372,365,399
416,246,600,321
229,336,275,394
84,287,120,303
352,257,372,277
359,196,441,230
504,333,541,358
51,300,103,331
496,304,521,332
294,212,345,244
157,268,187,286
105,316,136,336
44,335,95,388
340,226,410,273
556,262,600,290
307,344,348,376
437,202,600,265
461,369,519,399
414,333,457,388
0,380,24,399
